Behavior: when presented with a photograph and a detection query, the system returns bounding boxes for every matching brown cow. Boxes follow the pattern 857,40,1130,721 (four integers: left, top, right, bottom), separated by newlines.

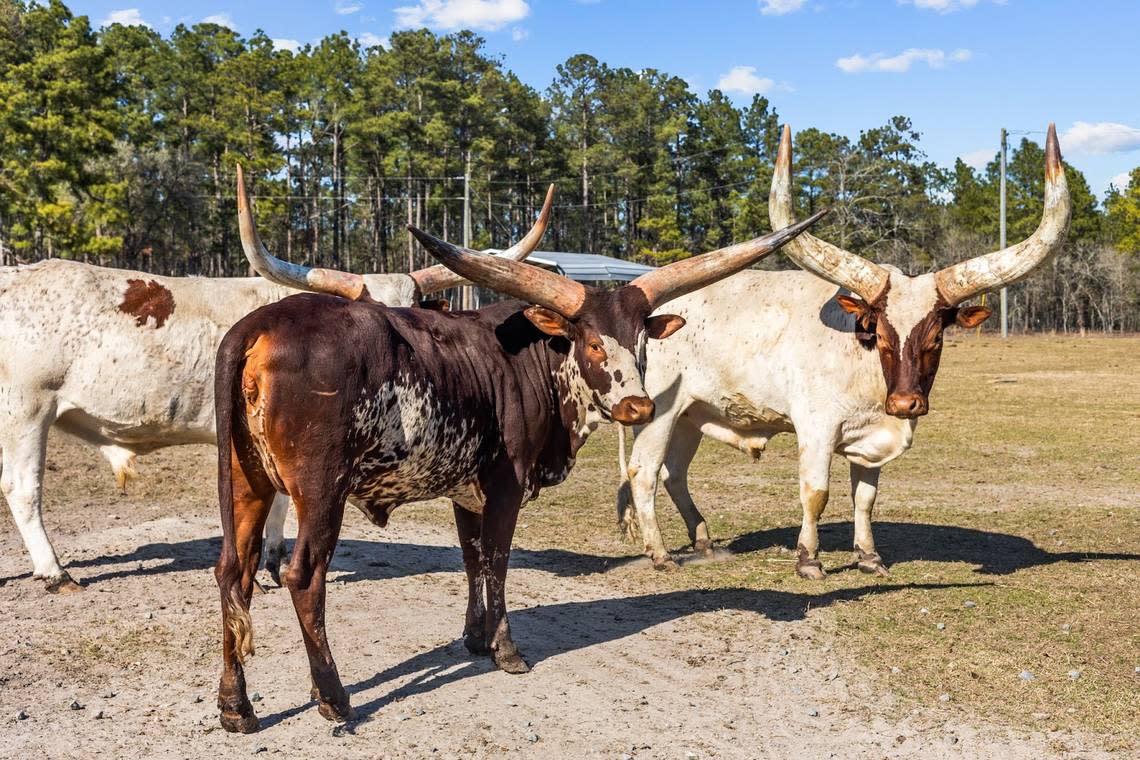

212,190,825,732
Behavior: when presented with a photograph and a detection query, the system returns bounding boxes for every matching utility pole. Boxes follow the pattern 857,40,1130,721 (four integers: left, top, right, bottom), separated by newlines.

999,128,1008,338
462,152,473,310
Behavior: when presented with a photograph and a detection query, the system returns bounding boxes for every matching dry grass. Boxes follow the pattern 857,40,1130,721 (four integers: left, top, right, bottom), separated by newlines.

486,334,1140,744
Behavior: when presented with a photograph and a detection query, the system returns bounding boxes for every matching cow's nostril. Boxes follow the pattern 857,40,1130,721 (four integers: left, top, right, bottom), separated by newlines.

886,393,928,419
611,396,655,425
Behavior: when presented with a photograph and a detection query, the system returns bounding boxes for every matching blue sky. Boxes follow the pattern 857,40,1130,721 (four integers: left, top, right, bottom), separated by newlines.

75,0,1140,202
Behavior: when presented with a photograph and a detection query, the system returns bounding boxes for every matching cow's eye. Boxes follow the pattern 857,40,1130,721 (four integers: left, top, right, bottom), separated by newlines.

589,341,603,353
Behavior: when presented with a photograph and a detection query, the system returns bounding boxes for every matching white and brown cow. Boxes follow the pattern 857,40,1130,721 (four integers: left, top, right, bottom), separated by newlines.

618,123,1070,577
0,175,552,592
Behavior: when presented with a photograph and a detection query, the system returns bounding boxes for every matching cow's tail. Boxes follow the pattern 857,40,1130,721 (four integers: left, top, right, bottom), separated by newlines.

615,423,639,542
214,328,255,664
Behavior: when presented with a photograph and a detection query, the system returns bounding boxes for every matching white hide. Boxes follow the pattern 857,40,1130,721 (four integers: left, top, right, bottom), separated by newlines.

0,258,420,583
624,269,918,564
555,332,647,437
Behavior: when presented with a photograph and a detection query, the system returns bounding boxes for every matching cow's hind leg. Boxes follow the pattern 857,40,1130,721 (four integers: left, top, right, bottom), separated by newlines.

453,502,489,654
850,463,888,576
262,493,290,587
661,418,711,555
284,494,353,723
216,451,276,733
481,484,527,674
0,396,78,593
794,438,833,580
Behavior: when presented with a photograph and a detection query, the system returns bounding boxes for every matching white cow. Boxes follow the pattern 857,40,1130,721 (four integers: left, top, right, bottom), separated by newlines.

0,172,552,592
618,124,1070,577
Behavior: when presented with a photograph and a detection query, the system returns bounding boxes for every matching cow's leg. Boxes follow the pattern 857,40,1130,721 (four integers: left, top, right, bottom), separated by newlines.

624,405,682,569
284,493,352,723
453,502,489,655
0,397,77,593
660,418,711,555
481,488,527,674
850,462,889,576
216,451,276,734
794,440,833,580
262,494,290,587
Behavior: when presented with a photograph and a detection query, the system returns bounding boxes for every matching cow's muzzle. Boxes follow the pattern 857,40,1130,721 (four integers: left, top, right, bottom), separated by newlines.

885,392,928,418
611,396,655,425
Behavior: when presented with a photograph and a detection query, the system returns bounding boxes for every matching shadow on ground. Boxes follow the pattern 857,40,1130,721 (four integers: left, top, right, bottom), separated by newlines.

258,579,985,728
5,519,1134,588
23,536,610,587
726,521,1139,575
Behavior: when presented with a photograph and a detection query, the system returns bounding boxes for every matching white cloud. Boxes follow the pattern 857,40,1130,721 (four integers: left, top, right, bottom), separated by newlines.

716,66,775,96
336,0,363,14
759,0,806,14
900,0,1005,12
1061,121,1140,155
394,0,530,31
272,38,301,53
959,148,993,170
1107,172,1132,194
837,47,971,73
201,13,237,29
511,26,528,41
101,8,150,27
358,32,389,48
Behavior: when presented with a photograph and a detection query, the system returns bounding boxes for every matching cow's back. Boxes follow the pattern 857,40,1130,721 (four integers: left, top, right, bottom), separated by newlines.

0,259,289,450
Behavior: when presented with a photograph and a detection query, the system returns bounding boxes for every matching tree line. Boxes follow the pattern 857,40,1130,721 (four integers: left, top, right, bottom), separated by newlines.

1,0,1137,332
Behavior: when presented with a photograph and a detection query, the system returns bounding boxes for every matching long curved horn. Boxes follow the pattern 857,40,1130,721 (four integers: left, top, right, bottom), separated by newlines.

237,164,368,300
410,184,554,294
770,125,890,304
629,209,829,310
934,123,1070,305
408,226,587,317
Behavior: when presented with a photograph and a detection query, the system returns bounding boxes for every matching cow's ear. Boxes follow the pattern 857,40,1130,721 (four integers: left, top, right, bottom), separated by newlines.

524,305,572,337
835,294,871,318
645,314,686,340
955,305,992,329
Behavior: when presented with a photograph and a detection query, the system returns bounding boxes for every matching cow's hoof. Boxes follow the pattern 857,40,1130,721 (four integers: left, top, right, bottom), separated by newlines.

45,572,83,594
219,707,260,733
494,649,530,674
317,698,355,724
795,556,827,580
856,551,891,577
651,556,678,572
693,538,714,556
464,631,491,656
264,547,284,587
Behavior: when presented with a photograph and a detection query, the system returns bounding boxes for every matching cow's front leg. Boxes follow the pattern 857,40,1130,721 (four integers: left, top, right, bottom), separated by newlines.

625,408,682,569
481,487,528,674
285,497,353,723
453,502,489,654
850,462,889,576
794,440,833,580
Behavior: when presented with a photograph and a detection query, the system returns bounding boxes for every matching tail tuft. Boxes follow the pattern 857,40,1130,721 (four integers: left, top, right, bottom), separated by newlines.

226,588,255,663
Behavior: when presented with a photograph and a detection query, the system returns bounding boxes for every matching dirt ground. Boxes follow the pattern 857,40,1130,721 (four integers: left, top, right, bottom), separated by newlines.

0,335,1136,759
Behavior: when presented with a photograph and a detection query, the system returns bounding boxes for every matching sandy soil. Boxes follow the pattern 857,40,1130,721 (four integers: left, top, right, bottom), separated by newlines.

0,437,1116,759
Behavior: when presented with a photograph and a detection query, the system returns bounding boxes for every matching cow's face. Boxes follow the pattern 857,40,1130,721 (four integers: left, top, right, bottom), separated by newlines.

836,271,991,419
524,288,685,427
